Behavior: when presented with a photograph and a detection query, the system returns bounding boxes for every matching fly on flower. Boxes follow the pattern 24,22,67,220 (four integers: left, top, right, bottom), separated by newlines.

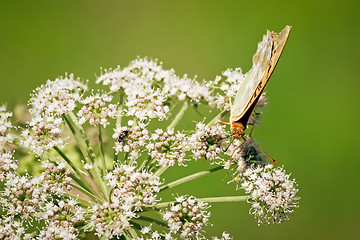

117,130,129,142
218,26,291,163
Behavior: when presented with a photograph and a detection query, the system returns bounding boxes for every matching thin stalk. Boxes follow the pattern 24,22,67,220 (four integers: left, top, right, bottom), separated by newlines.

128,229,139,239
65,112,108,201
154,165,168,177
54,146,97,196
198,195,250,203
137,215,168,228
168,101,188,129
155,195,249,209
155,201,172,209
98,125,106,175
138,155,152,171
54,146,82,178
160,165,223,191
68,182,103,203
207,109,229,127
62,192,92,207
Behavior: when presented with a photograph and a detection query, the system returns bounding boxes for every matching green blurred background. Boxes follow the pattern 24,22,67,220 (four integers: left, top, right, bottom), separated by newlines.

1,0,359,239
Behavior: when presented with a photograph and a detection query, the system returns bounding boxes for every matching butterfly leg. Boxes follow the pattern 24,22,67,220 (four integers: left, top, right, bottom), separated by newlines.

215,120,230,126
229,137,247,161
248,124,255,138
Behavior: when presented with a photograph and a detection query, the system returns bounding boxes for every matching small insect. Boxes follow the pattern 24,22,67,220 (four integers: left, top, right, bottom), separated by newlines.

117,130,129,142
218,26,291,162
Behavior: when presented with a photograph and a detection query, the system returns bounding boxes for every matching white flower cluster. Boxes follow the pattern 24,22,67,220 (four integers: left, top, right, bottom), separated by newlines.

97,58,212,121
39,198,84,240
163,195,210,239
21,116,64,156
148,128,188,166
77,92,117,127
1,175,42,219
23,74,87,155
29,73,87,117
0,50,298,239
0,105,14,151
89,200,135,238
240,164,299,225
106,164,161,210
40,162,72,195
0,215,32,240
0,151,17,182
113,121,150,160
189,122,227,162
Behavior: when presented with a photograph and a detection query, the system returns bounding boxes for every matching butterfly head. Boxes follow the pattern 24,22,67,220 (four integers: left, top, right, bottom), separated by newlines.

230,121,246,139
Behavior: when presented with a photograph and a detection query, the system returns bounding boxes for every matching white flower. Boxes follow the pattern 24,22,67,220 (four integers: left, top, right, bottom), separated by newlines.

29,73,88,117
163,195,210,239
77,92,118,127
240,164,299,225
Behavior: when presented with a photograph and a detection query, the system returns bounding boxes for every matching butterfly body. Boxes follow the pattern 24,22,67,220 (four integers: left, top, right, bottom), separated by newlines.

230,25,291,139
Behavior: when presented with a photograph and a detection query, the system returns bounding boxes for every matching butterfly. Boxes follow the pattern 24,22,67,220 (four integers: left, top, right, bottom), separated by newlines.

230,25,291,138
218,26,291,162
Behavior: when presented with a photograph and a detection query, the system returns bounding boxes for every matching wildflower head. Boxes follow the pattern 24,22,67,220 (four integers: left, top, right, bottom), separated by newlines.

89,200,135,239
106,164,161,210
163,195,210,239
2,175,42,219
41,162,72,195
77,92,118,127
0,105,14,150
0,151,17,182
189,122,227,162
29,73,87,117
240,164,299,225
113,121,150,161
40,198,84,239
22,116,64,156
148,128,188,167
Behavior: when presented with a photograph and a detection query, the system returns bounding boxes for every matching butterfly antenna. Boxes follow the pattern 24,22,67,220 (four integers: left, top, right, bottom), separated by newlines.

250,139,277,163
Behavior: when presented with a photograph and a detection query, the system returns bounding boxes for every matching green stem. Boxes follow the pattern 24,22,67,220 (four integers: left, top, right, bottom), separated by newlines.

98,125,106,174
138,155,152,171
64,112,108,201
54,146,81,177
53,146,98,197
168,101,188,129
160,165,223,191
206,109,229,127
62,192,92,207
137,215,168,228
154,165,168,177
155,201,172,209
155,195,249,209
198,195,250,203
68,182,103,203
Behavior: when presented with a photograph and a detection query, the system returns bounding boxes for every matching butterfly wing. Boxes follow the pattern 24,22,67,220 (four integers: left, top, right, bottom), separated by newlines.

231,25,291,122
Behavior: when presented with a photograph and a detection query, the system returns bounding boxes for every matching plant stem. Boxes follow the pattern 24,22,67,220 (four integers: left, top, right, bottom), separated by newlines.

207,109,229,127
168,101,188,129
155,195,249,209
198,195,250,203
64,112,108,201
62,192,92,207
160,165,223,191
98,125,106,175
53,146,99,197
54,146,81,178
137,215,168,228
154,165,168,177
68,182,103,203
